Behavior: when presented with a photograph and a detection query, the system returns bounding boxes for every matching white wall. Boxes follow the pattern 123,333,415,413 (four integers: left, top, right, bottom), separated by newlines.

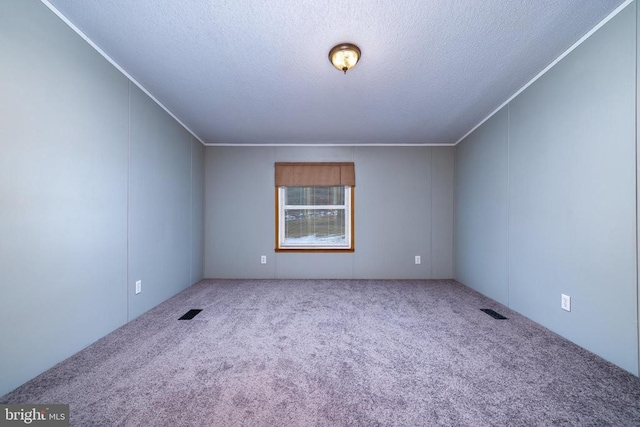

455,2,638,374
0,0,205,396
205,146,454,279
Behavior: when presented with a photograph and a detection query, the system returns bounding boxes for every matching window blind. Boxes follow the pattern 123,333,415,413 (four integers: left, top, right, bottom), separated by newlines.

274,162,355,187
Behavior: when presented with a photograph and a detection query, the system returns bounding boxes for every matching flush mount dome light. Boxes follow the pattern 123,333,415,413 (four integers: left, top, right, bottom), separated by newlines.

329,43,361,74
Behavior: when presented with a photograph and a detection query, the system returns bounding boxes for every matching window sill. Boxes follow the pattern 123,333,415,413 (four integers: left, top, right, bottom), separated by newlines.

275,248,354,253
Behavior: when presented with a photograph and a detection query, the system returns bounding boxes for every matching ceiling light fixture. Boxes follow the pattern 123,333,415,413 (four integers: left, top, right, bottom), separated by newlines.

329,43,361,74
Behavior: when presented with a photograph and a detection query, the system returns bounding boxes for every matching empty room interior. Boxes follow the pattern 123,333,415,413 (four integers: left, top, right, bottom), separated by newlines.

2,0,640,425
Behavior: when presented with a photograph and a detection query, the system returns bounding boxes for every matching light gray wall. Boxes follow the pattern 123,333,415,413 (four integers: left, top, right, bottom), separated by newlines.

431,148,455,279
204,146,454,279
128,86,195,319
454,108,509,305
0,0,204,396
191,141,206,285
637,0,640,378
455,2,638,375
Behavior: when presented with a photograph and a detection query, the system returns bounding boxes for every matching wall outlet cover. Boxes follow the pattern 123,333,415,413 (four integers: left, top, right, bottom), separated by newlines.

415,256,421,265
135,280,142,295
561,294,571,312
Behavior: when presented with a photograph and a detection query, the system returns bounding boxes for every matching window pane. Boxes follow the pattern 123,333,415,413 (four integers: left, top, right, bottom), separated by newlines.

285,187,305,205
313,186,345,205
285,186,345,205
283,209,346,245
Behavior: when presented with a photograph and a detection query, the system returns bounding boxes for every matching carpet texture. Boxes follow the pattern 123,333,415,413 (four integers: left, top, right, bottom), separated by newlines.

3,279,640,426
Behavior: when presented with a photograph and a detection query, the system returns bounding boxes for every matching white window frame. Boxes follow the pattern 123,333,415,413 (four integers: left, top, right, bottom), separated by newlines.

277,186,352,251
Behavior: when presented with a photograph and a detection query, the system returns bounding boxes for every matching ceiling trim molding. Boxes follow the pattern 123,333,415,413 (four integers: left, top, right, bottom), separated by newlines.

40,0,206,146
203,143,456,147
454,0,635,146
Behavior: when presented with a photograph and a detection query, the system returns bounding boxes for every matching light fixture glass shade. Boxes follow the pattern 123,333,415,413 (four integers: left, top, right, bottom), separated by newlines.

329,43,361,74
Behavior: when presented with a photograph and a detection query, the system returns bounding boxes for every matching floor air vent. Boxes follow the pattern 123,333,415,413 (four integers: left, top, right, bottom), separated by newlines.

179,309,202,320
480,309,507,320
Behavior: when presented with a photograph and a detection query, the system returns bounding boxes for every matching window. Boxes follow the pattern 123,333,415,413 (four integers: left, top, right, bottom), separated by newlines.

278,186,352,250
275,163,355,251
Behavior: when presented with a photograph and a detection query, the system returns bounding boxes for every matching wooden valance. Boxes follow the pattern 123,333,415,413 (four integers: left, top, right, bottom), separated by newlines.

275,162,355,187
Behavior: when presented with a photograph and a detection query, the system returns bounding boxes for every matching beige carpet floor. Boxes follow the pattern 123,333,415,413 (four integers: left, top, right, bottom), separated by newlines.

3,279,640,426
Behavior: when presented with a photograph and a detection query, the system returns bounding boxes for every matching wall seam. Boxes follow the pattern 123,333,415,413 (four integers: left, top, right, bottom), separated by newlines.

450,147,454,279
430,148,433,279
190,136,194,286
506,103,511,308
273,147,278,279
452,145,457,280
634,2,640,375
351,146,356,279
126,81,131,322
202,145,206,281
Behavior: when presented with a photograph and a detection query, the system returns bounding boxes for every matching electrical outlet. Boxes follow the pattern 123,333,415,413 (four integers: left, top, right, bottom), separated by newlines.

415,255,421,265
561,294,571,312
135,280,142,295
260,255,267,264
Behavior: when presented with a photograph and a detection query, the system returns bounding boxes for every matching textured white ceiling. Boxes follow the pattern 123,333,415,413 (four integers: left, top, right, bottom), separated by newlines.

45,0,627,145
